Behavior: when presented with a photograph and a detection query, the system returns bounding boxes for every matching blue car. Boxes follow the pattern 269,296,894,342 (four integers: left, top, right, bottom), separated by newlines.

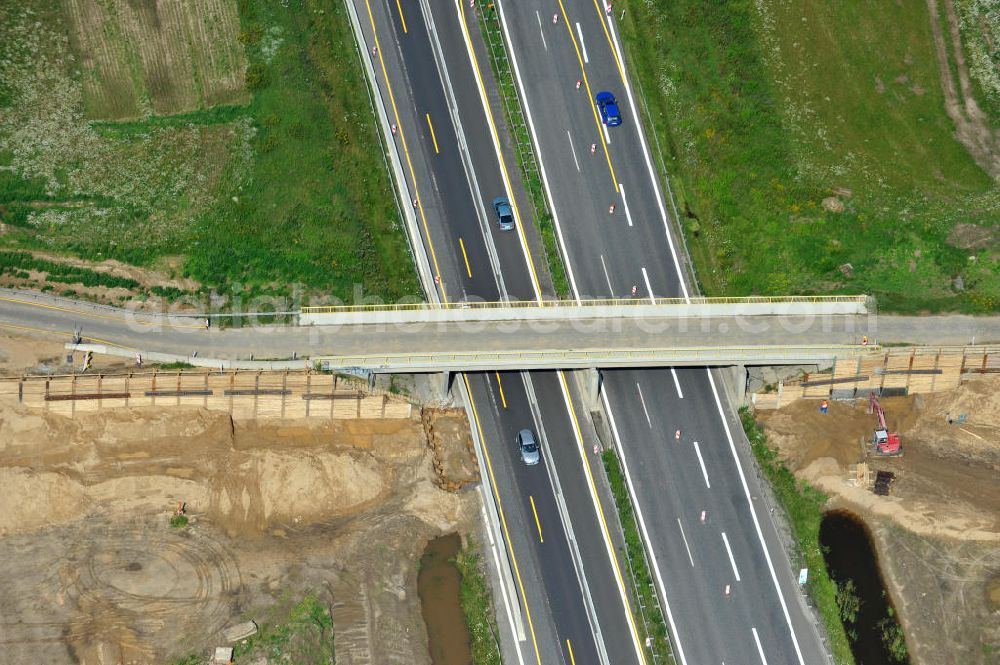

595,91,622,127
493,196,514,231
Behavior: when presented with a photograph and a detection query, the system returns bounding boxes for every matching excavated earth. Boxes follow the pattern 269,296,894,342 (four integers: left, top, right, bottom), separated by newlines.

759,376,1000,664
0,331,481,665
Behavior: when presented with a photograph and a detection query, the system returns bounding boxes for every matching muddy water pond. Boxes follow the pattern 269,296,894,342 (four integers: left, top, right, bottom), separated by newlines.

819,511,910,664
418,533,472,665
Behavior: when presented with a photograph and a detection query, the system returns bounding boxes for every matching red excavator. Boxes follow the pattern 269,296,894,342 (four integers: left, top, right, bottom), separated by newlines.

868,392,902,456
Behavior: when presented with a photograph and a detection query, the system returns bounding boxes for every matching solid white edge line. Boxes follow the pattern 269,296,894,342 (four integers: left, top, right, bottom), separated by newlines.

676,518,695,568
576,22,589,62
601,386,689,665
669,368,684,399
567,129,581,172
619,183,634,227
604,17,688,299
692,441,710,489
635,382,652,428
495,0,582,303
603,123,611,145
558,374,646,665
483,502,528,662
720,531,741,582
752,627,769,665
707,369,806,665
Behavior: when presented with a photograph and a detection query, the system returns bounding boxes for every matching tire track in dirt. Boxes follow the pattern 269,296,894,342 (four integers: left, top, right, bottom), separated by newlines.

926,0,1000,180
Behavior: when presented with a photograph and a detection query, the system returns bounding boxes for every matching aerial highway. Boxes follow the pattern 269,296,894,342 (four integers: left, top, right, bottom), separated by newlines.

347,0,647,662
488,0,833,662
2,0,995,663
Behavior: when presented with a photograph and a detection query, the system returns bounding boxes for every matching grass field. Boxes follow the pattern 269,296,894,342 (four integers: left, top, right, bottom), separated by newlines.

618,0,1000,312
0,0,420,303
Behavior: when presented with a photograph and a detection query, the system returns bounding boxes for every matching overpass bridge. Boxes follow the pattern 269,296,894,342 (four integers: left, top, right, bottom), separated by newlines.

4,291,998,371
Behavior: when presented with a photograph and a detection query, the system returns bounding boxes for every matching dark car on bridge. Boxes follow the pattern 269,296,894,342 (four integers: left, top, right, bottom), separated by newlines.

595,91,622,127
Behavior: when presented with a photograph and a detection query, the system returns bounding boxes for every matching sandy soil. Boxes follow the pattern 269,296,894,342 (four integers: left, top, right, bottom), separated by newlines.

0,394,480,665
758,376,1000,663
0,330,130,376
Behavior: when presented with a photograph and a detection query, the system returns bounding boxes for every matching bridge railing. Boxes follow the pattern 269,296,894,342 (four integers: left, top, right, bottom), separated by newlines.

300,294,871,314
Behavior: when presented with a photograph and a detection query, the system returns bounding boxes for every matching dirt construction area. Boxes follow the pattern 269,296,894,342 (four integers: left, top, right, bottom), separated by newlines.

759,376,1000,664
0,332,481,665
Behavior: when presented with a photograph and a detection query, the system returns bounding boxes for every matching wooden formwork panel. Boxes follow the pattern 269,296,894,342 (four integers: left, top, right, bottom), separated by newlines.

962,353,987,375
801,373,833,398
934,354,964,390
21,381,48,408
384,401,412,419
906,355,941,394
359,396,386,419
879,355,913,391
333,396,359,419
752,393,781,410
4,371,414,421
0,379,19,398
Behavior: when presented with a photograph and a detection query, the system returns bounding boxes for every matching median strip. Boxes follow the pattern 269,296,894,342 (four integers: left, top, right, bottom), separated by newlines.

474,3,570,298
601,448,674,662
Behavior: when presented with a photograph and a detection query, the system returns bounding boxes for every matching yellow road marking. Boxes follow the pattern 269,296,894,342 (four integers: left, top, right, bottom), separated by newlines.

364,0,447,301
558,370,648,664
394,0,408,33
567,639,578,665
556,0,619,192
458,2,544,302
495,371,507,408
529,495,544,543
426,113,440,154
0,296,204,330
459,237,472,277
463,374,542,664
588,0,627,83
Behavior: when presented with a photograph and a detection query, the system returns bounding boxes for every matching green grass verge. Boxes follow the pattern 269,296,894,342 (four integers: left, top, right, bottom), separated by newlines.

454,542,503,665
739,407,855,665
0,0,421,303
233,594,335,665
616,0,1000,312
601,449,672,661
476,5,570,298
186,0,421,300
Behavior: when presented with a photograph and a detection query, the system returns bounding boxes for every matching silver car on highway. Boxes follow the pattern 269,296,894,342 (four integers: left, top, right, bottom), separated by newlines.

517,428,540,465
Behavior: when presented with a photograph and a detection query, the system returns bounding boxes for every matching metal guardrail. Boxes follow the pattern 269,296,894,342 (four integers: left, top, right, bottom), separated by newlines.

315,344,880,370
301,294,871,314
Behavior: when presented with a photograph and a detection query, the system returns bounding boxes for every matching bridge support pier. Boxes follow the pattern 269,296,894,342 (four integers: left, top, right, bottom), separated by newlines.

440,371,454,401
717,364,749,408
581,367,602,411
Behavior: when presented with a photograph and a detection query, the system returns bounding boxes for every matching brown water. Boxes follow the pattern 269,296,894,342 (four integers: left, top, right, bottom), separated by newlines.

417,533,472,665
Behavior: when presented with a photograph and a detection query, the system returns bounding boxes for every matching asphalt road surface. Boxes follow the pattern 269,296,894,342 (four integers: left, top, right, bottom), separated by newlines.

490,0,832,663
351,0,646,662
